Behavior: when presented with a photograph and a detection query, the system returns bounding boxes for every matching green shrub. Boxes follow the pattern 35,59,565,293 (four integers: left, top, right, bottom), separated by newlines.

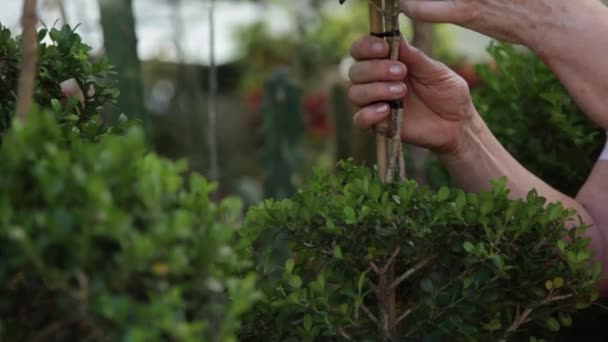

243,162,599,341
0,24,121,138
0,109,258,341
473,42,604,196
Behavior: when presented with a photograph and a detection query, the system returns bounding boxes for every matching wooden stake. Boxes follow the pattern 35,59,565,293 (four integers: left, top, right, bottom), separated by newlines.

384,0,405,183
15,0,39,121
368,0,388,182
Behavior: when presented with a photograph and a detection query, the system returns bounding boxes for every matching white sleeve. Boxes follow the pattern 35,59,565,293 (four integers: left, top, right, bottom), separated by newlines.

600,132,608,161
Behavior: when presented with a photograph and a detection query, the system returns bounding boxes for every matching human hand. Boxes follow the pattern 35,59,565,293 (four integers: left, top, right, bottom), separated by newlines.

59,78,85,106
400,0,559,45
349,35,475,155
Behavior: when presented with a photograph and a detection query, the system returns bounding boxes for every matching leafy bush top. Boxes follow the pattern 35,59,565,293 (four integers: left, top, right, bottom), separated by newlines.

243,162,599,341
0,109,258,341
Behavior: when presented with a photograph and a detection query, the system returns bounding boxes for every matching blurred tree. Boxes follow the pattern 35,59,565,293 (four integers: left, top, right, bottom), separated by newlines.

98,0,148,136
262,69,305,199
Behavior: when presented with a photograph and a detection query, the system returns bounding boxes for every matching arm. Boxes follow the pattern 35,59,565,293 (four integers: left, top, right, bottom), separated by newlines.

401,0,608,129
526,0,608,129
576,138,608,283
441,115,608,294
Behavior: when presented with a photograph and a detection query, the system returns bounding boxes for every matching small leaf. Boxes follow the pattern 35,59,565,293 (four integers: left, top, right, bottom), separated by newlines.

437,187,450,201
463,241,475,253
553,277,564,289
420,278,433,293
290,275,302,289
285,258,295,273
545,317,560,332
333,245,343,259
303,314,312,332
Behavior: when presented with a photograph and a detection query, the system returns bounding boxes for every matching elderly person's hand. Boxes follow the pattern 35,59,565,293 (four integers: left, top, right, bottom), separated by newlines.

349,36,474,155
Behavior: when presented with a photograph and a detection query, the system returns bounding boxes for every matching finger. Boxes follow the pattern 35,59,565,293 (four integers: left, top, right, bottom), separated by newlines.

60,78,85,105
348,82,407,107
401,0,468,24
353,103,390,131
398,37,448,78
350,35,390,61
349,60,407,84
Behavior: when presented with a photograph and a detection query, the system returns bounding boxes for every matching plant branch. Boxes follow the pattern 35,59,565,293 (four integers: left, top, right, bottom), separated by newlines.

501,292,576,341
392,306,415,329
361,303,379,324
391,254,437,290
15,0,39,121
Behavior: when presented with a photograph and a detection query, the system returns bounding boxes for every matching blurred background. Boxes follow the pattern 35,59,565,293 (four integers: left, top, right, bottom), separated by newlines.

1,0,493,205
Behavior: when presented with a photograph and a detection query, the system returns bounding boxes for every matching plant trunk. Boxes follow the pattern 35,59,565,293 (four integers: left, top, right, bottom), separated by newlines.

15,0,38,122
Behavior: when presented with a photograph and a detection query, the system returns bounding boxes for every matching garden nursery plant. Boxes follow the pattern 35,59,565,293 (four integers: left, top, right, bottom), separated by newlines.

239,1,601,341
0,24,258,341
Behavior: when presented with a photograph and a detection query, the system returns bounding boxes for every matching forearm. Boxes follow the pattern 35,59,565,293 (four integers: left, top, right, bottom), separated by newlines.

439,113,608,292
577,157,608,290
577,161,608,234
525,0,608,129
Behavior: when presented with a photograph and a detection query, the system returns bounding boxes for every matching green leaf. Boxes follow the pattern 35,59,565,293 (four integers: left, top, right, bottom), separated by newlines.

545,317,560,332
290,275,302,289
333,245,344,259
303,314,312,332
420,278,433,293
285,258,295,274
343,206,356,224
463,241,475,253
437,187,450,201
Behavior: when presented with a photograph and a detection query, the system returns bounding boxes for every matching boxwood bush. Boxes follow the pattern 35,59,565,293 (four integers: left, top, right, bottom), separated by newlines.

243,162,599,341
0,109,258,341
0,24,258,341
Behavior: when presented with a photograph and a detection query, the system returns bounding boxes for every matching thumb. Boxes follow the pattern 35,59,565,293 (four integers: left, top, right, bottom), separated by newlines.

401,0,464,23
398,37,447,79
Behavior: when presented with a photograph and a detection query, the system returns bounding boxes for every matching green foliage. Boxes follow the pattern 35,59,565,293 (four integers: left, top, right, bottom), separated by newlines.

473,42,604,196
0,109,258,341
0,24,121,137
242,162,599,340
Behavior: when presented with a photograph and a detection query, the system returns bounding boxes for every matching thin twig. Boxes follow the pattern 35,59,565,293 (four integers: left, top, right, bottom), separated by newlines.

392,306,415,329
369,261,381,274
361,303,379,324
337,327,353,341
384,246,401,269
501,293,575,341
391,254,437,290
15,0,39,121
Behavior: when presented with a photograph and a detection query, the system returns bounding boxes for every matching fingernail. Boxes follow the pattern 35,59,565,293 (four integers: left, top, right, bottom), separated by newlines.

389,84,404,94
376,103,389,113
389,64,404,75
372,42,384,53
